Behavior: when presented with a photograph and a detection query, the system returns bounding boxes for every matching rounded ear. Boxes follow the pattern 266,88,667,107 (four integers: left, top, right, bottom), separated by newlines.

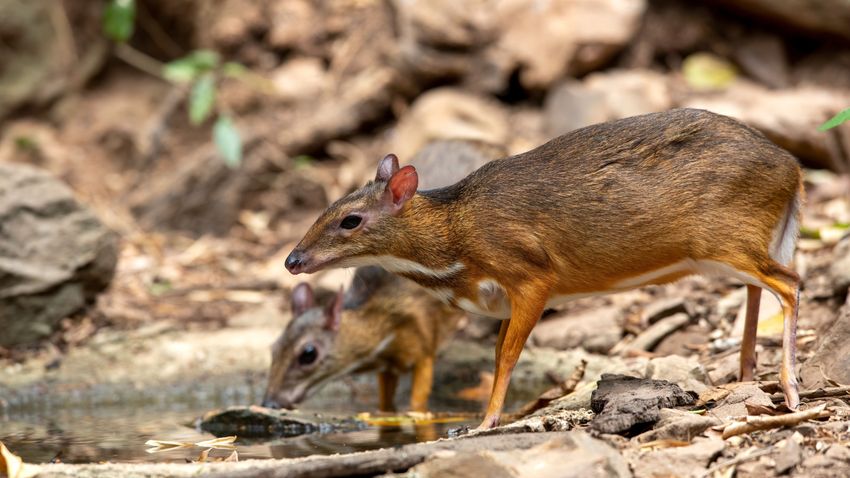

291,283,314,317
384,165,418,212
376,154,399,182
324,287,344,331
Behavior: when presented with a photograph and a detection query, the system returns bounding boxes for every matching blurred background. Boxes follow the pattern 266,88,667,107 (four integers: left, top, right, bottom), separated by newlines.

1,0,849,467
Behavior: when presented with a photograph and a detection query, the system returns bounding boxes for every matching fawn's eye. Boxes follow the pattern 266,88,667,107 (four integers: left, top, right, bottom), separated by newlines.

298,344,318,366
340,215,362,230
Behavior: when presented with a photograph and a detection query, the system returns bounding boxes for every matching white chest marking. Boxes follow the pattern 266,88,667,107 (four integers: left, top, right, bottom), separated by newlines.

457,279,512,319
338,255,465,279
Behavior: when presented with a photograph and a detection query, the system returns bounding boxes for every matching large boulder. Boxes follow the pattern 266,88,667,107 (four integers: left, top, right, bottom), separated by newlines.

0,163,118,346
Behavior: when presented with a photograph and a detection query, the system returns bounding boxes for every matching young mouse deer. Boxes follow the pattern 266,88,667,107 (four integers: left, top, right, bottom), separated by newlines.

285,108,803,429
262,266,462,412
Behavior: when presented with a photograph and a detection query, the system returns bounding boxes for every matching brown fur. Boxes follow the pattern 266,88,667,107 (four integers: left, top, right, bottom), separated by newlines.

288,108,804,427
263,266,462,412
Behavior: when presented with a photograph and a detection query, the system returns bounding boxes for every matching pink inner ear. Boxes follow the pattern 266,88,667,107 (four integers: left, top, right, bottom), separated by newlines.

291,283,314,316
389,166,418,205
324,287,344,331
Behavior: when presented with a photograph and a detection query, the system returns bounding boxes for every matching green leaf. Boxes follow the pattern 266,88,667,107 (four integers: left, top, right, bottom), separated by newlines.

222,62,248,78
293,155,314,169
214,116,242,168
818,108,850,132
162,61,199,83
103,0,136,42
189,74,216,125
163,50,221,84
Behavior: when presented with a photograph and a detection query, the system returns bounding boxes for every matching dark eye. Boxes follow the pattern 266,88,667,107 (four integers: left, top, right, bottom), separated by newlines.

340,215,362,230
298,344,318,366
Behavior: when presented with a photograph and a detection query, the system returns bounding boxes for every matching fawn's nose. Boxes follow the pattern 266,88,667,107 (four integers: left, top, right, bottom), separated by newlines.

285,250,305,274
261,398,281,409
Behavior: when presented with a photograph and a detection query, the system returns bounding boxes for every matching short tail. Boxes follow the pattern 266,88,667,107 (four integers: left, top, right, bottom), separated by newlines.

769,184,803,266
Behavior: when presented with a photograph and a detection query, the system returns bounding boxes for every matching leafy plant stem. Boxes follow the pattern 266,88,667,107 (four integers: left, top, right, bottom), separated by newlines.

114,42,166,79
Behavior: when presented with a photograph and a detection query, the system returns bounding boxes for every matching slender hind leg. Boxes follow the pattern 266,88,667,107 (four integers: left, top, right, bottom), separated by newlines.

756,262,801,409
739,284,762,382
378,370,399,412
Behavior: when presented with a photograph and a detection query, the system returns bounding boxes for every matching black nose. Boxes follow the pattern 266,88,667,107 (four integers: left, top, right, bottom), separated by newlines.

285,251,305,273
261,398,281,409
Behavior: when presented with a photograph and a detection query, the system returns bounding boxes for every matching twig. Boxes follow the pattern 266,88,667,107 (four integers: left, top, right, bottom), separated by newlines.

722,404,828,439
114,42,166,79
624,312,690,353
515,359,587,417
770,386,850,403
700,447,775,478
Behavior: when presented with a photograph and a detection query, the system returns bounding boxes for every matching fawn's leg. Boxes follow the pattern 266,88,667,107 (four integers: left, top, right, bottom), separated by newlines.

410,355,434,412
739,284,762,382
378,370,399,412
478,288,547,430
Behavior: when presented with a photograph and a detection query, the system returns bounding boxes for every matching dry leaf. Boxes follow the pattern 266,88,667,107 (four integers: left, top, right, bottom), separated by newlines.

224,450,239,462
638,439,691,450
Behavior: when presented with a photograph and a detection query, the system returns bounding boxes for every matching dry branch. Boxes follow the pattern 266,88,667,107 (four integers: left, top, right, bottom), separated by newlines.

721,404,828,439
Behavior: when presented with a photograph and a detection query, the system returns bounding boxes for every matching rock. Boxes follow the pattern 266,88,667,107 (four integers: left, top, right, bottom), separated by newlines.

497,0,647,89
732,33,790,89
707,0,850,42
391,88,510,161
626,313,692,353
0,0,107,120
409,140,506,190
0,163,118,346
197,406,365,437
590,374,695,435
828,238,850,297
644,355,710,394
404,431,631,478
641,297,690,325
716,287,747,319
480,409,595,435
681,81,850,173
801,296,850,389
774,437,803,474
396,0,647,92
707,383,773,419
271,57,329,103
545,69,671,137
628,437,725,478
531,306,623,354
634,408,721,443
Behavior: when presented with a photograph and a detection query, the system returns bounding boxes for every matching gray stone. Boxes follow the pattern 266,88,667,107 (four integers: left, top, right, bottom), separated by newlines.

801,296,850,389
828,238,850,296
634,408,721,443
774,437,803,474
0,163,118,346
707,383,773,420
590,374,695,435
644,355,710,394
531,306,623,354
628,437,725,478
404,431,632,478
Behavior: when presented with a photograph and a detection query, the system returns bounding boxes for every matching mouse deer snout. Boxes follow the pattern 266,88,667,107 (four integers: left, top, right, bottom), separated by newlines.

285,250,307,274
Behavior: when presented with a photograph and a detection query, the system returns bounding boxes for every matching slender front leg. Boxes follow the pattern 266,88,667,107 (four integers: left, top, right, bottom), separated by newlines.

739,284,762,382
478,287,547,429
410,355,434,412
378,370,399,412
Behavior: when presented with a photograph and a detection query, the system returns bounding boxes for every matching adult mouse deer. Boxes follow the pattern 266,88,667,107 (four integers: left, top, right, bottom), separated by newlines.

285,108,803,429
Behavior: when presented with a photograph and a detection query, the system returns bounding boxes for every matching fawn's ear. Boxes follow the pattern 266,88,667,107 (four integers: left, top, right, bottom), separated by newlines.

291,283,314,317
383,165,418,213
376,154,400,182
324,287,343,331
